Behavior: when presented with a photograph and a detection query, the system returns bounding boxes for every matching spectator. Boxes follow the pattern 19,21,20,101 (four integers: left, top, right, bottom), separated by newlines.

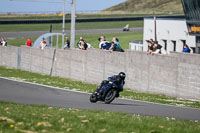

123,24,130,31
26,38,32,47
151,41,162,54
111,37,124,52
147,39,154,53
39,38,47,50
77,37,88,50
77,36,87,50
64,37,70,49
1,38,7,47
109,41,121,52
182,44,190,53
0,37,2,46
98,36,111,50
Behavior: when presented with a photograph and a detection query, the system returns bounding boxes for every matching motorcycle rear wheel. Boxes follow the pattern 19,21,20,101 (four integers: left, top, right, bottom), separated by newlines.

104,89,117,104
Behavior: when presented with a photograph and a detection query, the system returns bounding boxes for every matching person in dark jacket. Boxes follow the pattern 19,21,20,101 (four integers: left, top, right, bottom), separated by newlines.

96,72,126,97
64,37,70,49
109,37,124,52
77,36,88,50
182,44,190,53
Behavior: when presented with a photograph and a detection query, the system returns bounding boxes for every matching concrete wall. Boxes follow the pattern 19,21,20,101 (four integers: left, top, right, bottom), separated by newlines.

0,46,200,99
52,48,200,99
20,46,55,75
0,46,19,69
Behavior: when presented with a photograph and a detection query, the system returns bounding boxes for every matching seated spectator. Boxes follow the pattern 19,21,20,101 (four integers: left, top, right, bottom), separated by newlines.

98,36,111,50
39,38,48,50
123,24,130,31
109,41,121,52
0,37,2,46
182,44,190,53
26,38,32,47
77,36,88,50
64,37,70,49
111,37,124,52
1,38,7,47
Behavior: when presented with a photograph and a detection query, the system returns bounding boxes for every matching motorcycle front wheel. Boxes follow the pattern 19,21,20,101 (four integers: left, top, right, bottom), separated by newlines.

90,92,98,103
104,89,117,104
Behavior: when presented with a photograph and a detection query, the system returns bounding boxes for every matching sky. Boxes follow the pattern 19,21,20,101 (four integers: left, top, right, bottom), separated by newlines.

0,0,126,14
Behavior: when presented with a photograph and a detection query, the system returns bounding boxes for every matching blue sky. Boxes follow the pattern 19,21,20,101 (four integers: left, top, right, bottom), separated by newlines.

0,0,126,13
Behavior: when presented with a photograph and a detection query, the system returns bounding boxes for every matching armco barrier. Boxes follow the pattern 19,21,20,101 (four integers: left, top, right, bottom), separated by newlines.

0,46,199,99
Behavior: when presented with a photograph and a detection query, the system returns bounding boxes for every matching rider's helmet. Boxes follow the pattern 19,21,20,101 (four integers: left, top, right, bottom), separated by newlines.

119,72,126,80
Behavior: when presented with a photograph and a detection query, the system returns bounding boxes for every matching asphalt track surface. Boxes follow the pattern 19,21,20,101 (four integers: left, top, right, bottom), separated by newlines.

0,28,143,38
0,77,200,121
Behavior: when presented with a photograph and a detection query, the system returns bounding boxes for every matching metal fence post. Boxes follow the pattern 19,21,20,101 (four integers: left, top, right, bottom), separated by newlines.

50,49,56,76
17,47,21,69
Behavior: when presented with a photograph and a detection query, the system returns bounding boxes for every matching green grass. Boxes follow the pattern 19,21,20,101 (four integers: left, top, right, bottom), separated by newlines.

0,66,199,108
7,32,143,49
0,13,165,21
0,21,143,32
0,101,199,133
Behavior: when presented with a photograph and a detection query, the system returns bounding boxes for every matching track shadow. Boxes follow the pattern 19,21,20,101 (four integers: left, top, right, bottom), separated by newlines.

110,103,144,107
97,102,144,107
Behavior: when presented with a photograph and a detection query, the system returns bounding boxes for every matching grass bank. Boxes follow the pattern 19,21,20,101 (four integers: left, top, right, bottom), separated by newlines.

0,101,199,133
0,66,199,108
0,21,143,32
7,32,143,49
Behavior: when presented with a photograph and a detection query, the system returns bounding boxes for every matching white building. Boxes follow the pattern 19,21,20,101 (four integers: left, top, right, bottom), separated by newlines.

143,17,198,53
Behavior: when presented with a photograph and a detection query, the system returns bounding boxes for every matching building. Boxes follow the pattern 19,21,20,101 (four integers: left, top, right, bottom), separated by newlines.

143,17,196,53
143,0,200,54
182,0,200,53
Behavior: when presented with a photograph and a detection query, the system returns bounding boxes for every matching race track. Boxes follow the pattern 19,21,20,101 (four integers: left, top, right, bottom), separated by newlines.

0,77,200,121
0,28,143,38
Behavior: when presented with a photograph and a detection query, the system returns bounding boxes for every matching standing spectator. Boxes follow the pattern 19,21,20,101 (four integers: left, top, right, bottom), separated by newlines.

39,38,48,50
26,38,32,47
182,44,190,53
64,37,70,49
147,39,154,53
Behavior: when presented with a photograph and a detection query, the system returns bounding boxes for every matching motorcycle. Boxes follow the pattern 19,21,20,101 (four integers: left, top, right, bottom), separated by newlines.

90,81,119,104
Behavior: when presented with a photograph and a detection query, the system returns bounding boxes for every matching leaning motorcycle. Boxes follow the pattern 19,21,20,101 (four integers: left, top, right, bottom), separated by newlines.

90,81,118,104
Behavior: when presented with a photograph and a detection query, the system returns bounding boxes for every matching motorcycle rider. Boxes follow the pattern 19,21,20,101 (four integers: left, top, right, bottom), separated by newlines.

96,72,126,97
